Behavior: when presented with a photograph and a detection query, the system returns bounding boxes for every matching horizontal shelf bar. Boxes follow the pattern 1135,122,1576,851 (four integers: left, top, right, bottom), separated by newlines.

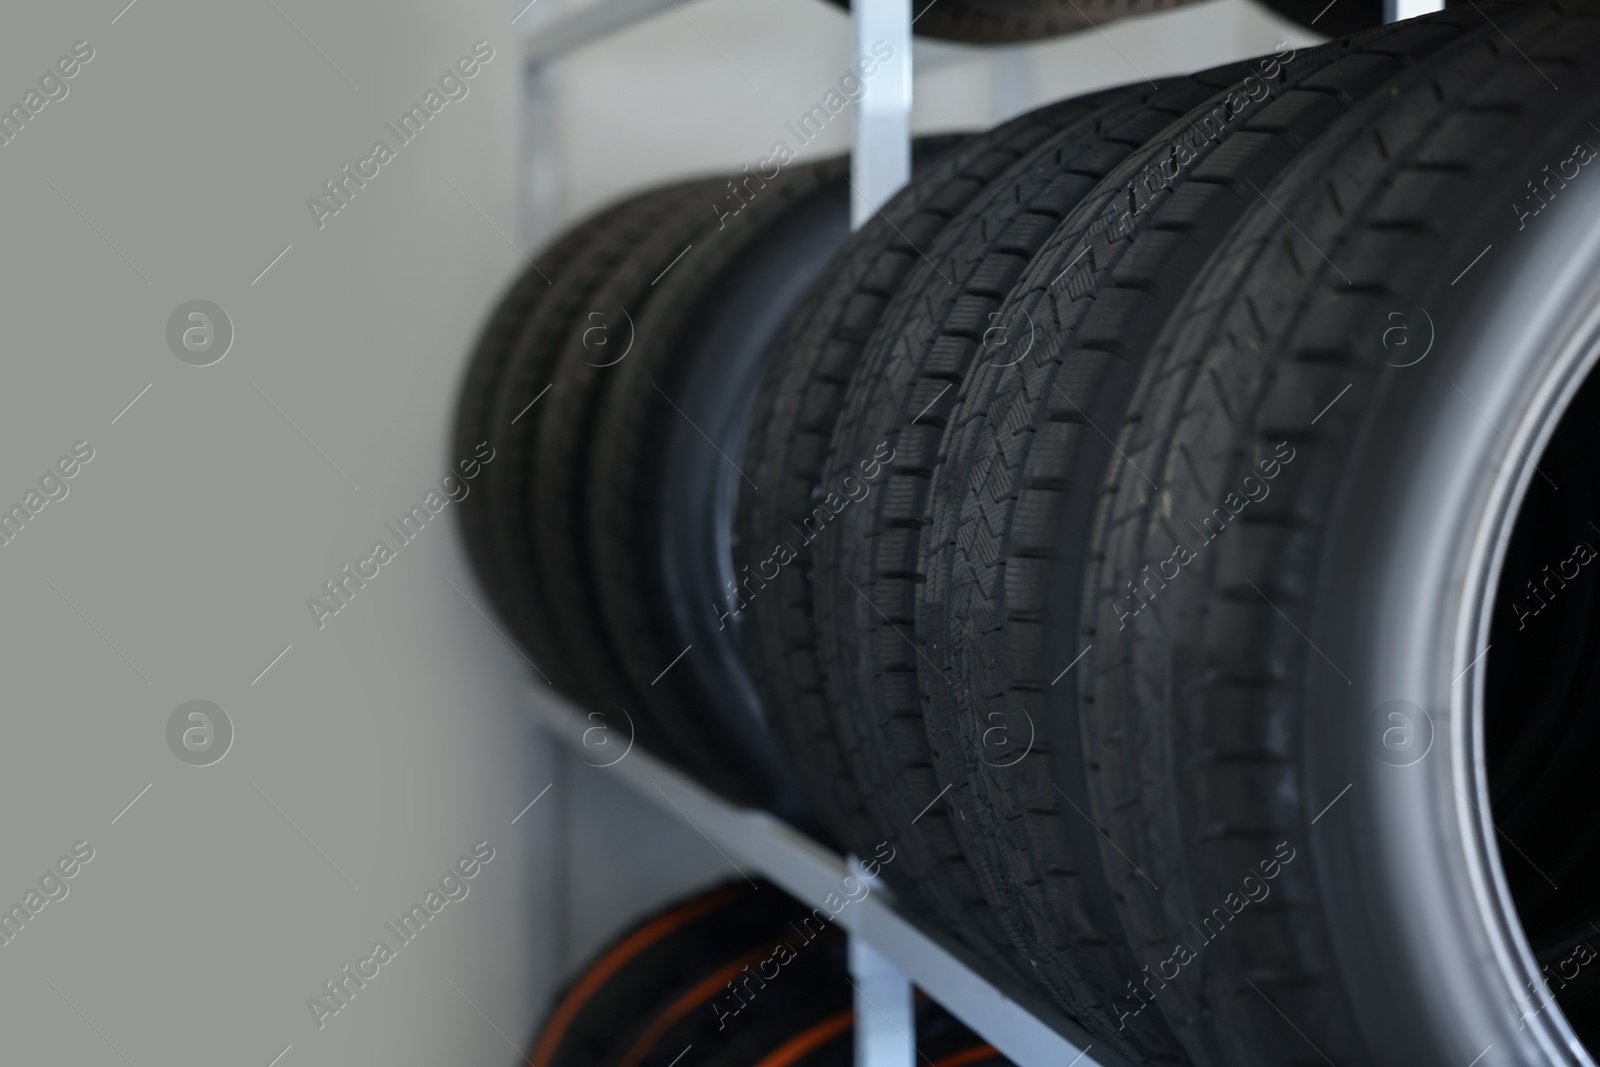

525,686,1121,1067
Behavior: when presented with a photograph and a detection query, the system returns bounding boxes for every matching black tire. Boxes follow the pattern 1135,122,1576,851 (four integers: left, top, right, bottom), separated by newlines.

528,174,771,797
603,926,850,1067
736,88,1143,986
532,881,792,1067
1074,3,1600,1062
731,1009,856,1067
914,15,1482,1063
651,179,855,822
580,156,853,808
812,62,1314,1061
732,131,971,863
451,216,571,664
466,185,696,709
700,1007,855,1067
821,0,1204,44
649,180,856,822
1256,0,1381,37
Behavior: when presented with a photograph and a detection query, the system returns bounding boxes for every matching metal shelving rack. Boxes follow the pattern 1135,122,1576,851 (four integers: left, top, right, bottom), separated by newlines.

512,0,1444,1064
527,687,1122,1067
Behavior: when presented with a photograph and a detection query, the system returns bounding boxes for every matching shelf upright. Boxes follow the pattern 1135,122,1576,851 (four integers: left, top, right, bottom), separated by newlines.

1386,0,1445,21
850,0,914,228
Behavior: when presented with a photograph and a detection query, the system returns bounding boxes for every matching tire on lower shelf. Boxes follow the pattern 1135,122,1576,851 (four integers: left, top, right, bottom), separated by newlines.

530,880,1015,1067
598,922,851,1067
531,881,841,1067
700,1007,855,1067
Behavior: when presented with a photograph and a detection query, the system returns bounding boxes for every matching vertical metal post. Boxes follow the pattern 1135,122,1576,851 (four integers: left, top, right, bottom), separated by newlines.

851,0,913,229
1385,0,1445,21
521,60,563,254
847,853,915,1067
990,46,1031,124
850,935,916,1067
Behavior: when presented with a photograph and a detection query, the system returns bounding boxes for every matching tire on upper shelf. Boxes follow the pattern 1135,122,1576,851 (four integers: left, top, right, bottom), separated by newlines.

910,1,1600,1063
457,178,735,772
812,43,1387,1056
571,155,856,811
735,84,1162,999
821,0,1204,44
908,20,1475,1058
582,136,966,817
455,164,847,804
825,0,1392,58
1256,0,1382,37
453,197,649,699
459,137,984,811
1078,3,1600,1061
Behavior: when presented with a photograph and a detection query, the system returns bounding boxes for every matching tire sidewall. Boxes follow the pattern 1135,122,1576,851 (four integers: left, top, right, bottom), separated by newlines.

1310,171,1600,1065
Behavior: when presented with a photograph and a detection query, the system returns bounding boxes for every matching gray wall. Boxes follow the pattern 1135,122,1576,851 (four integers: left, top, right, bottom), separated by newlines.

0,2,551,1065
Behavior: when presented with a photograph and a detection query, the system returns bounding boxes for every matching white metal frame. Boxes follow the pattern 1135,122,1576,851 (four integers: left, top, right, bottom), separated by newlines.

1386,0,1445,22
850,0,913,227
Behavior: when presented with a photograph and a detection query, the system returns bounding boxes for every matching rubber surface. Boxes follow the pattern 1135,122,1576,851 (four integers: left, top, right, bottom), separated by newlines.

603,930,850,1067
743,1010,854,1067
1082,5,1600,1061
914,18,1486,1061
810,65,1300,1061
1259,0,1381,37
533,881,770,1067
736,87,1140,987
653,177,854,824
582,156,852,806
452,202,626,693
528,174,783,799
485,187,707,716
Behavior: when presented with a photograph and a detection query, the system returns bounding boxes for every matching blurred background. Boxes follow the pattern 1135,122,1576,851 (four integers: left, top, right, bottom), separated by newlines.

0,1,1317,1064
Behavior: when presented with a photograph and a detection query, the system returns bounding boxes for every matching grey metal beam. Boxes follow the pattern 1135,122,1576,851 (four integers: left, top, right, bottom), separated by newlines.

850,0,914,227
1386,0,1445,20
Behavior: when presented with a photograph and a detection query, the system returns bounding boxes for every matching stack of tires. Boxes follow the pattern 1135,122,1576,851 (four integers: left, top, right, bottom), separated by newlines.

459,3,1600,1062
